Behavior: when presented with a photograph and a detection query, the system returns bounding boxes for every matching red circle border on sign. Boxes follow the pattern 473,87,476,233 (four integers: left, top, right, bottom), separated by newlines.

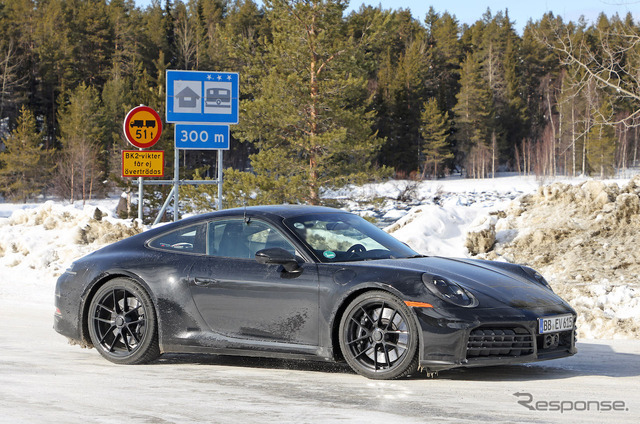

123,105,163,149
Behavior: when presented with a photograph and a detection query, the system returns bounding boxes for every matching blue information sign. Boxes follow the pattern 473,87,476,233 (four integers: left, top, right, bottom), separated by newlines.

166,70,239,124
175,124,230,150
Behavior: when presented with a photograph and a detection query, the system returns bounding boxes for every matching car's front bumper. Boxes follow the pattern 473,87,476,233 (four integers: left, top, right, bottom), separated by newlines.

412,305,577,372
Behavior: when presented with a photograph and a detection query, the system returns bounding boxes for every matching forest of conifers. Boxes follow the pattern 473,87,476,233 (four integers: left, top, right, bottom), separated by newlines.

1,0,640,207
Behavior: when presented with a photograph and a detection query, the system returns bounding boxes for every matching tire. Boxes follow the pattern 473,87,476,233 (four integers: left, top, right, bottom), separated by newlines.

339,291,419,380
87,278,160,365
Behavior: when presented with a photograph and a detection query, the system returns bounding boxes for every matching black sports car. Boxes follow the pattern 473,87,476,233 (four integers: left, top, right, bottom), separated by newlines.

54,205,577,379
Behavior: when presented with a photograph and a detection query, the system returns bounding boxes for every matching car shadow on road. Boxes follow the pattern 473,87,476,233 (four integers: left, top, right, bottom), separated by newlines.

436,342,640,381
154,341,640,381
156,353,355,375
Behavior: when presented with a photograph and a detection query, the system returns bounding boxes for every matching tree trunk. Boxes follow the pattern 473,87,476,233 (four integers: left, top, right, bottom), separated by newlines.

571,101,576,177
599,124,604,178
558,95,563,175
524,139,528,175
491,131,496,178
582,101,589,176
621,124,628,172
89,162,94,203
82,162,86,206
546,88,556,177
634,124,638,166
70,162,75,203
582,131,587,176
434,156,438,180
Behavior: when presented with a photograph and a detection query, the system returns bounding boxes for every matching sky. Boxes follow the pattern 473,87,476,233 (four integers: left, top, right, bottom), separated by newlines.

347,0,640,33
133,0,640,34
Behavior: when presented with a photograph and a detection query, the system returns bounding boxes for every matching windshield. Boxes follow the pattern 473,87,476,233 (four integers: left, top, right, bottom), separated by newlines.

283,212,419,262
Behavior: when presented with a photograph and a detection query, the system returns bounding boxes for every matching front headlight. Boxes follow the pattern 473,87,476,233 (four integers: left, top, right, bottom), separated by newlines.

422,274,478,308
521,266,553,292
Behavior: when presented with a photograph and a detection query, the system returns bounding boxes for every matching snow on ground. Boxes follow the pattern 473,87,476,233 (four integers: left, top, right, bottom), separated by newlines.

1,173,639,340
0,198,138,306
0,202,40,218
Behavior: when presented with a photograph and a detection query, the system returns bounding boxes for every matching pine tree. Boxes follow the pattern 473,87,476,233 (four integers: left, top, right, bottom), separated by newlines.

56,83,105,203
0,105,51,201
107,0,143,79
163,0,177,66
426,9,462,114
0,0,38,122
101,72,132,180
378,36,430,174
420,98,453,179
453,52,494,177
69,0,114,87
232,0,386,205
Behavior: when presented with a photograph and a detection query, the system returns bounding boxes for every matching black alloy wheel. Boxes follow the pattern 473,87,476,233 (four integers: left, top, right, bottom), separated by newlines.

87,278,160,364
339,291,419,379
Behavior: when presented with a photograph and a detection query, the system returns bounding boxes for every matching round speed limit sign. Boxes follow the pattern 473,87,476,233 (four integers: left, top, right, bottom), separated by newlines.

123,105,163,149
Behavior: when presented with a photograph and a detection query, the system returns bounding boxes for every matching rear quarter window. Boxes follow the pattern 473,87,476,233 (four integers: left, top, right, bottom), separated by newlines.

148,223,206,254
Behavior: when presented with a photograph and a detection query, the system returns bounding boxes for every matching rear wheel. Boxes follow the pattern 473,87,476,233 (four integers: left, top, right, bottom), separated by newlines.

339,291,419,379
87,278,160,364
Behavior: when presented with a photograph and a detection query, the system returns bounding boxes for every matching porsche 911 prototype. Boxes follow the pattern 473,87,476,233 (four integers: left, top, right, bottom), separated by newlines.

54,205,577,379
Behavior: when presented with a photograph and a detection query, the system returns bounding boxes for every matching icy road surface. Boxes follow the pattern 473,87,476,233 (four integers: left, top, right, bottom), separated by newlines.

1,301,638,424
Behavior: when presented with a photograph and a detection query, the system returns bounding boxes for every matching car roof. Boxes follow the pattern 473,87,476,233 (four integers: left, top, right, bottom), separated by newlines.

148,205,347,232
195,204,344,220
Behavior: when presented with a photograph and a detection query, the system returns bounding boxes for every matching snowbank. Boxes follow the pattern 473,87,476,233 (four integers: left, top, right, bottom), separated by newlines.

327,175,528,228
0,201,141,306
465,176,640,339
385,198,501,257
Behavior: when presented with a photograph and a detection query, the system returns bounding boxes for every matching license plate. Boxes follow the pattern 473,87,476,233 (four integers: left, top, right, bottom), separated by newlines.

538,314,574,334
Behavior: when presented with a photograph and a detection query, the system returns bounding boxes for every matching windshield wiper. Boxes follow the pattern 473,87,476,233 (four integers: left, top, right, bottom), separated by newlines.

388,254,427,259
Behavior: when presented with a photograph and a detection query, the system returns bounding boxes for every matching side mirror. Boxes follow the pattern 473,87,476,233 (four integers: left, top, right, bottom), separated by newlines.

255,248,300,273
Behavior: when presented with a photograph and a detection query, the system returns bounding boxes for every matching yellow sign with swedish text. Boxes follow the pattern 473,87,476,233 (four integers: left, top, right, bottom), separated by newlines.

122,150,164,178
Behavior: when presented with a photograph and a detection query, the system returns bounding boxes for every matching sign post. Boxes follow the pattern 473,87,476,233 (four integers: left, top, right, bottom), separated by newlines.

164,70,239,219
122,105,163,221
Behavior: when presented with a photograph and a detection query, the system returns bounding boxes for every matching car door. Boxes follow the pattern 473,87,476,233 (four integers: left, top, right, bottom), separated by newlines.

187,218,320,347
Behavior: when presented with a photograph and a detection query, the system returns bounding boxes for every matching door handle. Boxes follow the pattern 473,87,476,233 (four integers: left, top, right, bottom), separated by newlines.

193,277,220,287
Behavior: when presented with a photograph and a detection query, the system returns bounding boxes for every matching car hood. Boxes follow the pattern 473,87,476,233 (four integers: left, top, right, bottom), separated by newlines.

348,256,567,309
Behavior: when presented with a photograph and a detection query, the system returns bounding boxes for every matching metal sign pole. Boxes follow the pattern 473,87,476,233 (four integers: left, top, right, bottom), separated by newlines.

138,147,143,221
173,146,179,221
138,176,143,221
218,149,223,209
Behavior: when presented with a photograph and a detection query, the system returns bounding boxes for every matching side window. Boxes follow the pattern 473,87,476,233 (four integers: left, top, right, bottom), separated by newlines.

207,219,296,259
149,223,206,254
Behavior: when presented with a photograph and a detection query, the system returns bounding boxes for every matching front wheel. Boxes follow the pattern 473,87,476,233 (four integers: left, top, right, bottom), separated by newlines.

339,291,419,379
87,278,160,364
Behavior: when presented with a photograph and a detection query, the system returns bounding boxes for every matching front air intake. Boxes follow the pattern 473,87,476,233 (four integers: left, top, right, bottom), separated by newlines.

466,327,534,358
